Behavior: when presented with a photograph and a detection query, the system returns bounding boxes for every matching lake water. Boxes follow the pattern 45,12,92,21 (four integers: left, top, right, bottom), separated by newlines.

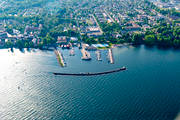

0,45,180,120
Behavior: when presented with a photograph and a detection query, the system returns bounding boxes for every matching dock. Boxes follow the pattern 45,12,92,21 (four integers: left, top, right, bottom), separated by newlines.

81,48,91,60
108,49,114,64
96,50,102,61
53,67,126,76
54,49,65,67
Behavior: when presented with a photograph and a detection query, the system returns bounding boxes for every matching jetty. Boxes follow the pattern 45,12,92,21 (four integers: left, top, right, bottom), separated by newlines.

54,49,65,67
96,50,102,61
108,49,114,64
81,48,91,60
53,66,126,76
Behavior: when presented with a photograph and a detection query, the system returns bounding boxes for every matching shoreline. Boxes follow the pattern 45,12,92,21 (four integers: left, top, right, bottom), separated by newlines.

1,44,179,51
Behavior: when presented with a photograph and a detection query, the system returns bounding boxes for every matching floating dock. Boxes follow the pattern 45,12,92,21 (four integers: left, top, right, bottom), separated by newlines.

81,49,91,60
54,50,65,67
53,67,126,76
96,50,102,61
108,49,114,64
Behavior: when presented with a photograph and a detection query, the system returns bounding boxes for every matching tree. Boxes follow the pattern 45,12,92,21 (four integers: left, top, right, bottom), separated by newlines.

43,33,56,45
85,37,97,45
173,39,180,48
16,40,24,48
98,37,106,43
122,33,131,43
6,26,13,34
144,35,156,46
5,41,13,48
132,33,143,45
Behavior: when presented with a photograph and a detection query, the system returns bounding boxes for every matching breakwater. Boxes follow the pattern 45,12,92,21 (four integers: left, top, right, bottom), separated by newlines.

53,67,126,76
108,49,114,64
54,49,65,67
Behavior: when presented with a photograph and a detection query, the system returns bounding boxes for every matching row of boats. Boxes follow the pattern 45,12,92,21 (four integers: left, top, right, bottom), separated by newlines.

54,48,114,67
81,48,92,60
69,48,112,62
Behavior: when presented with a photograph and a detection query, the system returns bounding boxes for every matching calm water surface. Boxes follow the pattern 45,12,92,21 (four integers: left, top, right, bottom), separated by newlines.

0,46,180,120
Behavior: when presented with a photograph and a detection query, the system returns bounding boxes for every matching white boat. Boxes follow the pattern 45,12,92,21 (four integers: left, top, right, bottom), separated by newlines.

69,48,75,56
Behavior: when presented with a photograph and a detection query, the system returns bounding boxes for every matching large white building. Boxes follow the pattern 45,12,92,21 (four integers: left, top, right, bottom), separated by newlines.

170,0,180,10
151,0,180,10
170,0,180,4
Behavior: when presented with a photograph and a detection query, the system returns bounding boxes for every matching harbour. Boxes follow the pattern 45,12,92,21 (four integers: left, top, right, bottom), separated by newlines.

54,44,115,65
0,0,179,119
0,46,180,120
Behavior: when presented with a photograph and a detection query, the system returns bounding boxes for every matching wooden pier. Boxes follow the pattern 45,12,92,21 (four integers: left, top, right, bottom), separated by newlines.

96,50,102,61
54,49,65,67
108,49,114,64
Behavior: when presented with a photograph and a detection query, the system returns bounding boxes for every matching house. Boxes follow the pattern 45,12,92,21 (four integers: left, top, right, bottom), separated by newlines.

125,22,141,32
86,27,102,37
70,37,78,43
0,39,5,47
125,26,141,31
57,36,69,44
24,25,40,35
0,32,8,40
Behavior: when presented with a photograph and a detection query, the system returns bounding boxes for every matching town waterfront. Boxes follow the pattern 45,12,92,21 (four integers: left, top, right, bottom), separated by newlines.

0,45,180,120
